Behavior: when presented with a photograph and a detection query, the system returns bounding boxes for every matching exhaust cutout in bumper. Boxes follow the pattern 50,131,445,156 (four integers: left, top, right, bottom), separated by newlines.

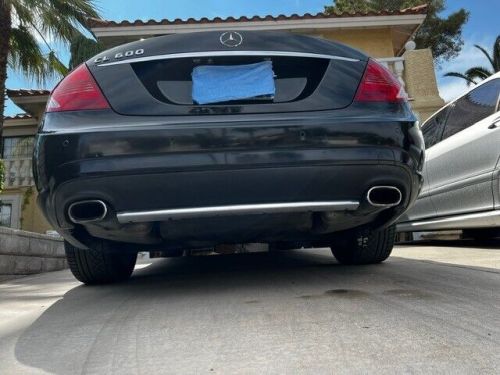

366,186,402,207
68,200,108,224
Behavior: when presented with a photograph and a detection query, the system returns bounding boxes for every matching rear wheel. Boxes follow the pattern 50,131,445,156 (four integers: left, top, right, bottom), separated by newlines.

331,225,396,265
65,240,137,285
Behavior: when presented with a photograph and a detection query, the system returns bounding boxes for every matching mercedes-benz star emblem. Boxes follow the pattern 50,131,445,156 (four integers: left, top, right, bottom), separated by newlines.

220,32,243,47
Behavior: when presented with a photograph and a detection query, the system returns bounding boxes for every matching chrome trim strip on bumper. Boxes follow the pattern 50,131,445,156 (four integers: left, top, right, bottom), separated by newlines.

117,201,360,223
396,210,500,232
98,50,360,67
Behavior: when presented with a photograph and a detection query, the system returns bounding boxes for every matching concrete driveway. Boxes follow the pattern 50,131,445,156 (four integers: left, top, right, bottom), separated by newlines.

1,242,499,374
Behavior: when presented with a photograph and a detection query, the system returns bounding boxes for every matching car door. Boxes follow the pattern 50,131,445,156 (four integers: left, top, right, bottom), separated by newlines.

402,107,450,221
425,78,500,217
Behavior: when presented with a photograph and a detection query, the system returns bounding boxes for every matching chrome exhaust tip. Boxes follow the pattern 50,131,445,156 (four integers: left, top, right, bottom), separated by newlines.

68,200,108,224
366,186,402,207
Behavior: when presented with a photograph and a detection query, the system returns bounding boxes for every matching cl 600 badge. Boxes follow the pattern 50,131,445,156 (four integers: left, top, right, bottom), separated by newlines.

94,49,144,64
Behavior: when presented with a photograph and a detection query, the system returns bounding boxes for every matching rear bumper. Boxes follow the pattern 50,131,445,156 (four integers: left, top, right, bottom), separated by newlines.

34,111,424,249
37,160,421,249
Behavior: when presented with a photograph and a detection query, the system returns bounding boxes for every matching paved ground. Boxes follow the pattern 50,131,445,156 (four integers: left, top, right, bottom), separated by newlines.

0,241,499,374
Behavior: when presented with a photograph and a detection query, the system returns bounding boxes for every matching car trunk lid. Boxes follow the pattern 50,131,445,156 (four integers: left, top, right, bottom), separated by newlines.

87,31,368,116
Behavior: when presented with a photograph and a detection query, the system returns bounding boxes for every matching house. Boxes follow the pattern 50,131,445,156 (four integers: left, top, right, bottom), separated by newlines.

1,4,444,232
1,90,52,232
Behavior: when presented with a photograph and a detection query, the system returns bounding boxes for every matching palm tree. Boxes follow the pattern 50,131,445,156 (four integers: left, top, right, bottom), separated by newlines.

0,0,100,155
69,34,104,70
444,36,500,85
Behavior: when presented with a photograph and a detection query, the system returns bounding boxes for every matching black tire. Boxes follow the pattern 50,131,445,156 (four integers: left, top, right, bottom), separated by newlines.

65,240,137,285
331,225,396,265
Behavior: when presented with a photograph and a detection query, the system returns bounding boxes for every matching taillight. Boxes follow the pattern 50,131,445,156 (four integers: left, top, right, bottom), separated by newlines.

46,64,110,112
354,59,406,103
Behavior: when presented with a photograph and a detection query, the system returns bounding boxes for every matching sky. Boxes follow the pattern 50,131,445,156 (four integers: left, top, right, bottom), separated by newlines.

4,0,500,115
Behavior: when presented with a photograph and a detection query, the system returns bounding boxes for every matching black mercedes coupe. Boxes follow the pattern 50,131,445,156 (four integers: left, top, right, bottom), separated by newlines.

34,31,424,284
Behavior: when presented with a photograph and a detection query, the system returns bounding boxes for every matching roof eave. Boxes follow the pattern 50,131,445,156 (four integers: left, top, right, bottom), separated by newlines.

91,14,427,39
8,95,49,105
8,95,49,118
3,116,38,127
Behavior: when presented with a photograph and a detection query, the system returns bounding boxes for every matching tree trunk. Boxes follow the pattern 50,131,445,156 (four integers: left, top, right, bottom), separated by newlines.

0,1,12,157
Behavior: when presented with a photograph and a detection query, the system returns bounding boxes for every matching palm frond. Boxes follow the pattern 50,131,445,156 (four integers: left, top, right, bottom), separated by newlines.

12,0,100,45
69,34,104,69
10,0,35,26
6,0,101,86
493,35,500,72
47,51,69,77
37,0,100,42
37,11,81,43
443,72,477,86
48,0,101,26
8,25,48,85
474,44,495,72
444,36,500,86
464,66,493,81
8,25,69,85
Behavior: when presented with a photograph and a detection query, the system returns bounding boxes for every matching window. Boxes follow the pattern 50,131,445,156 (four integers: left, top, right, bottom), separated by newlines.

442,78,500,140
422,107,450,148
1,136,35,159
0,203,12,227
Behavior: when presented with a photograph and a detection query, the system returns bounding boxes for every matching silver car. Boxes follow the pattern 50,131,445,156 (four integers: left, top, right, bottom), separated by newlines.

398,72,500,239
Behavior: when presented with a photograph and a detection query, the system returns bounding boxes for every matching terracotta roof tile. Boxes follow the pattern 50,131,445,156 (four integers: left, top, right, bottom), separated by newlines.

86,5,428,29
3,113,34,120
6,89,51,98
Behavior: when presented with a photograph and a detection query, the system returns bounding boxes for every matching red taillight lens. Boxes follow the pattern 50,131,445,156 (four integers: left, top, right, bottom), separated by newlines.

46,64,110,112
354,59,406,103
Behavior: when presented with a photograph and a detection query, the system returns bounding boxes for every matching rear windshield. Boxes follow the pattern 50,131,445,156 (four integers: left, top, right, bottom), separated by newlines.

132,55,330,107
